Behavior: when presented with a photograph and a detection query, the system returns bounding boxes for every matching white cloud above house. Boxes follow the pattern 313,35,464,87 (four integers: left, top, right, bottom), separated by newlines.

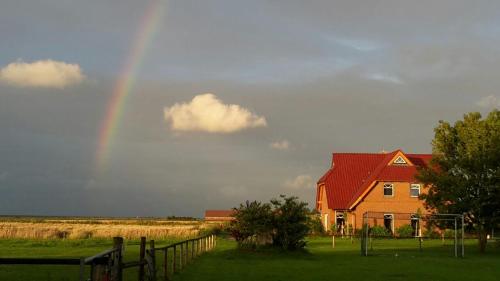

270,140,290,150
283,174,315,190
476,95,500,108
164,93,267,133
0,59,85,88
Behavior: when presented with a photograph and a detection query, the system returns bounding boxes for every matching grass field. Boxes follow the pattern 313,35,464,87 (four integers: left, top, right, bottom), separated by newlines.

0,238,179,281
0,237,499,281
173,237,500,281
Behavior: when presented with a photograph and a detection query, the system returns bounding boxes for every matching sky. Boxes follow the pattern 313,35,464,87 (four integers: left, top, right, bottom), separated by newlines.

1,0,499,217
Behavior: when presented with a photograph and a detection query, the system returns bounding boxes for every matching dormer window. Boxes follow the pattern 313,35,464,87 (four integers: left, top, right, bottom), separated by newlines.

393,156,407,165
383,183,394,196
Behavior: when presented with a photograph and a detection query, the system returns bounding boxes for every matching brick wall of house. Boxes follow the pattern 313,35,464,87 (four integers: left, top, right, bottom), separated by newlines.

317,184,335,231
351,181,428,231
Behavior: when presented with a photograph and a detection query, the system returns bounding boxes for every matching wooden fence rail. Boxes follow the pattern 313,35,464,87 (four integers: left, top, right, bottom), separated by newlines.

0,234,217,281
151,234,216,281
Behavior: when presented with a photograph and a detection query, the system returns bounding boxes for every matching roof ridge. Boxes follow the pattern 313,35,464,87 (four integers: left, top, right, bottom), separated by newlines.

332,149,403,155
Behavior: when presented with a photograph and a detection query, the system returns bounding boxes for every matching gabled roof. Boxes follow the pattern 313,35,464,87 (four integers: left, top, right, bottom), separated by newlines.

317,150,431,210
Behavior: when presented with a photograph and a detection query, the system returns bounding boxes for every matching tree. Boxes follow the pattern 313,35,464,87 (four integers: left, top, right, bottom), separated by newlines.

230,200,273,247
230,195,310,250
271,195,310,250
417,110,500,252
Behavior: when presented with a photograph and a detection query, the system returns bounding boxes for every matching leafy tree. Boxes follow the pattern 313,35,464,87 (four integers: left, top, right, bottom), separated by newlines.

271,195,310,250
417,110,500,252
230,200,273,247
230,195,310,250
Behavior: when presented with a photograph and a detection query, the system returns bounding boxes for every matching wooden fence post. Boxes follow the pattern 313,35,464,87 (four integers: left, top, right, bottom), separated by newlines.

139,237,146,281
173,245,177,273
150,240,157,281
79,257,85,281
163,248,168,281
185,241,189,264
112,237,124,281
179,243,183,271
191,240,195,260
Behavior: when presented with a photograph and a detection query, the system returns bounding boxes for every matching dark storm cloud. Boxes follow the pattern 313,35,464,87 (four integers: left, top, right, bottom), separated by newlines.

0,0,499,216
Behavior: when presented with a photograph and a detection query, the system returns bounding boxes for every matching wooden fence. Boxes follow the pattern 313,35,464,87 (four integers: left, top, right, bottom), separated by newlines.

0,234,217,281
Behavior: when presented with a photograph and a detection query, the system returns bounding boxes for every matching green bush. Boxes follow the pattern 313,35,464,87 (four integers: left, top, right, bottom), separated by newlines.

370,226,391,237
424,229,441,239
271,195,310,250
230,200,273,247
307,211,325,236
396,224,414,238
444,229,455,238
229,195,310,250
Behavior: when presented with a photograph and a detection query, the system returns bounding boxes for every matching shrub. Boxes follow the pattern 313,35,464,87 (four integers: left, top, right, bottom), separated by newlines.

370,226,391,237
307,211,325,236
230,195,310,250
230,200,273,248
396,224,414,238
443,229,455,238
271,195,310,250
424,229,441,239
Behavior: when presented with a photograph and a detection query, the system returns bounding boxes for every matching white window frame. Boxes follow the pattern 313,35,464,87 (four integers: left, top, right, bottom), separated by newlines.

410,184,420,198
393,156,407,164
383,183,394,197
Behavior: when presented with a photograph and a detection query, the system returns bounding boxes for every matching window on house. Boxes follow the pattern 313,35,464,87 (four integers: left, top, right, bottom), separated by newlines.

410,184,420,197
393,156,407,165
383,183,393,196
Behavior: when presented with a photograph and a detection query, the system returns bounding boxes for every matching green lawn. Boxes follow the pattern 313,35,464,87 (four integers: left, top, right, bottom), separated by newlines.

0,237,499,281
173,237,500,281
0,238,178,281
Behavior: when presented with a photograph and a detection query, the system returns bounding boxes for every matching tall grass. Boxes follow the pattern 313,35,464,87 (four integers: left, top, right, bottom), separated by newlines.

0,220,217,240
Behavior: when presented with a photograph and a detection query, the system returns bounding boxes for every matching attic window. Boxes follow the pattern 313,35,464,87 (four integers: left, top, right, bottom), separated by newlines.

393,156,407,165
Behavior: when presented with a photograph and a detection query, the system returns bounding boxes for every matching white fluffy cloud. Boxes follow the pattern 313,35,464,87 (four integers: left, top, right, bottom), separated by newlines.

283,174,315,190
0,59,84,88
476,95,500,108
270,140,290,150
164,93,267,133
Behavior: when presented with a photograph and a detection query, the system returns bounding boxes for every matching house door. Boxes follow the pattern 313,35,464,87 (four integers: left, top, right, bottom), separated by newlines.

336,213,345,235
411,215,419,237
384,214,394,234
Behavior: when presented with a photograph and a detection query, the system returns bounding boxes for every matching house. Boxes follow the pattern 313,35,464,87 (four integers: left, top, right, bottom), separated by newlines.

204,210,236,221
316,149,432,235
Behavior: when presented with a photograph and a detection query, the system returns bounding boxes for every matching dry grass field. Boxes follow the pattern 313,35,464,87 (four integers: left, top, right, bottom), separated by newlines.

0,217,220,240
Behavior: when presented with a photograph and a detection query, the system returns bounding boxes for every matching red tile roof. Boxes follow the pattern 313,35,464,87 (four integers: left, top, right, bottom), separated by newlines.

317,150,431,210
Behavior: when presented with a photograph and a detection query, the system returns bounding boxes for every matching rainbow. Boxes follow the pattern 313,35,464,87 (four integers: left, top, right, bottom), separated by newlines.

96,0,165,171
